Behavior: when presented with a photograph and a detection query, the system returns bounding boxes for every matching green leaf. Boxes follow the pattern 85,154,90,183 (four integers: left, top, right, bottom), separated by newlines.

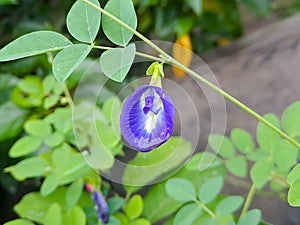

9,136,42,158
63,205,86,225
102,0,137,45
186,152,221,171
185,0,202,15
142,182,182,223
246,149,268,162
14,190,69,223
142,164,226,223
209,134,235,158
198,176,223,203
6,157,49,180
123,137,193,190
165,178,196,203
18,76,42,94
273,140,298,171
0,0,18,6
24,119,52,138
66,179,84,207
3,219,35,225
288,183,300,206
238,209,261,225
100,44,136,82
53,44,92,82
215,196,244,216
201,218,219,225
107,216,121,225
44,203,62,225
174,203,202,225
41,173,60,196
250,157,273,189
66,0,101,43
0,31,72,61
43,94,60,109
282,101,300,137
44,132,64,147
129,218,151,225
113,212,130,225
230,128,254,153
0,102,28,142
225,156,247,178
124,195,143,220
107,197,125,213
45,107,72,134
287,164,300,185
52,150,90,185
103,97,122,126
95,119,120,150
256,114,281,150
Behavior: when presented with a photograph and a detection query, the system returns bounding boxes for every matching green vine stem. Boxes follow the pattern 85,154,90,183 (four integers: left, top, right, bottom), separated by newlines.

195,199,225,225
82,0,300,150
93,45,163,62
240,184,256,218
194,199,217,218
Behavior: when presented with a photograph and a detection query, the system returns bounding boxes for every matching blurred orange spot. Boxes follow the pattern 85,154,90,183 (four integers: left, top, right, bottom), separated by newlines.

172,34,193,78
218,38,231,47
203,0,222,13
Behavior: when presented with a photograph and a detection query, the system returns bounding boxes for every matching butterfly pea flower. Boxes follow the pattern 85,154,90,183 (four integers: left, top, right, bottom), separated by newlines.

85,184,109,224
120,84,175,152
92,191,109,223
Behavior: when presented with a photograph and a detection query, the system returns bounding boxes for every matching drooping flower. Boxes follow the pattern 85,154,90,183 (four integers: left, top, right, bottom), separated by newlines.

92,191,109,224
85,184,109,224
120,85,175,152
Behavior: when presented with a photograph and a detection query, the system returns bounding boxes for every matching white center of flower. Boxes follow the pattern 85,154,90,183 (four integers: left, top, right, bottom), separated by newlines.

145,111,158,132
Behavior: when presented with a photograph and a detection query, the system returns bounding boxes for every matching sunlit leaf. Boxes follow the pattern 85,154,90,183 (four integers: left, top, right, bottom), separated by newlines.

53,44,92,82
67,0,101,43
165,178,196,203
66,179,84,207
9,136,42,158
3,219,35,225
250,157,273,189
215,196,244,216
174,203,202,225
0,31,72,61
198,176,223,203
124,195,143,220
100,44,136,82
44,203,62,225
238,209,261,225
230,128,254,153
102,0,137,46
209,134,235,159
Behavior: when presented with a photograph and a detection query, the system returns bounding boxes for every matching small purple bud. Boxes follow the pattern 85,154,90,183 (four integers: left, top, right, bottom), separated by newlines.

120,85,175,152
92,191,109,224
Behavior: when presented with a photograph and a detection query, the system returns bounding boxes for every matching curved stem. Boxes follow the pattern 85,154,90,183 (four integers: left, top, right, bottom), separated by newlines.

240,184,256,218
82,0,300,150
195,199,216,218
61,82,74,108
93,45,163,62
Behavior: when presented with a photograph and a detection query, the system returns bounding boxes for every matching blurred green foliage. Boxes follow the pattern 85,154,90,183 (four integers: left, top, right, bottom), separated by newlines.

1,0,300,225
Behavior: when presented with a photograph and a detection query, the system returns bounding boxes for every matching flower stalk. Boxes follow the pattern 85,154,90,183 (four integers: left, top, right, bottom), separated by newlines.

81,0,300,150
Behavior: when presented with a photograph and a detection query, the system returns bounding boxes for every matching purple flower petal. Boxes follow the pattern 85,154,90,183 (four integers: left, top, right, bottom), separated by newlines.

92,191,109,223
120,85,175,152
